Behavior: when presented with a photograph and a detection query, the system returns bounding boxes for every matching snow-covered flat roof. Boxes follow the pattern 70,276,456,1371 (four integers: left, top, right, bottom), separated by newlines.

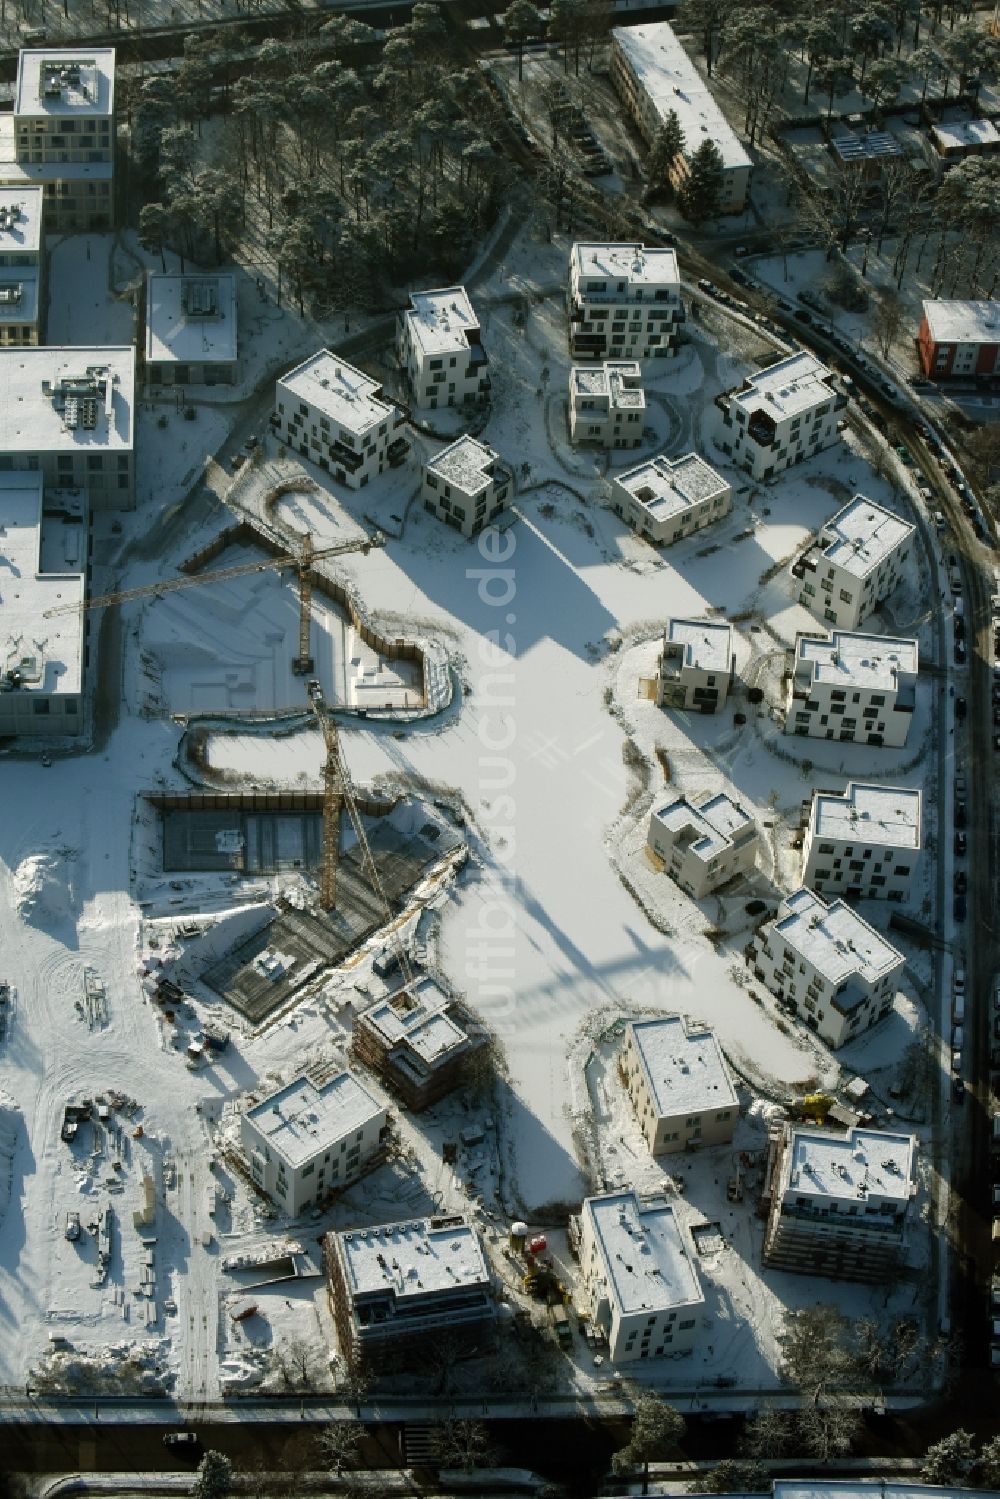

774,887,904,987
795,630,918,690
145,272,237,367
664,616,732,672
278,351,395,437
618,452,728,521
732,350,836,420
922,298,1000,345
780,1125,916,1206
0,346,134,452
810,782,921,851
427,434,500,497
245,1072,384,1167
611,24,752,173
571,360,645,409
627,1015,738,1120
0,186,43,254
583,1190,703,1316
817,496,915,579
931,118,1000,152
360,975,468,1066
0,473,84,697
338,1215,489,1301
651,792,755,864
16,48,116,118
403,285,480,359
572,241,679,290
0,273,39,326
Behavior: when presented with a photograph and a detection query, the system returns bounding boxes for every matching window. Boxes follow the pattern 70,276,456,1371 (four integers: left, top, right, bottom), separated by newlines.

678,1318,695,1330
302,1162,314,1177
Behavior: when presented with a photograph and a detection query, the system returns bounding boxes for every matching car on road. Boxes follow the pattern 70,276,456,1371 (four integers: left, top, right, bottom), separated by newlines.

955,831,967,856
955,640,967,664
955,616,966,641
953,1076,966,1103
956,696,968,721
955,799,968,827
954,871,968,895
163,1433,200,1452
954,894,968,921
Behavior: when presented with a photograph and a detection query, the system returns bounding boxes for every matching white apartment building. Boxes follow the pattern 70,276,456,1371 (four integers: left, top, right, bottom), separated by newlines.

762,1123,917,1280
569,242,683,361
747,886,905,1049
569,360,645,447
145,272,238,386
0,346,135,509
0,49,115,232
802,783,921,904
325,1214,494,1370
611,452,731,547
786,630,918,748
241,1072,387,1217
610,24,752,213
421,434,512,538
793,496,915,631
274,351,407,489
622,1016,739,1155
656,617,733,712
717,352,847,481
0,473,85,738
0,188,44,346
578,1190,704,1364
647,792,758,899
397,285,489,410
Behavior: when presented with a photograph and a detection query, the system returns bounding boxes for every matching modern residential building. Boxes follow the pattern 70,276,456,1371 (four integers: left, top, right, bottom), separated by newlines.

747,886,905,1049
647,792,758,898
396,285,489,410
656,617,734,712
352,974,483,1111
609,24,752,213
930,117,1000,161
611,453,731,546
717,351,846,481
0,473,85,738
792,496,915,631
828,126,903,174
241,1072,388,1216
0,346,135,508
622,1016,739,1155
761,1123,917,1280
785,630,918,748
918,299,1000,380
273,351,407,488
568,242,683,361
144,272,238,387
324,1213,494,1369
0,49,116,232
577,1189,704,1363
802,783,921,903
0,187,44,346
420,434,512,538
568,360,645,447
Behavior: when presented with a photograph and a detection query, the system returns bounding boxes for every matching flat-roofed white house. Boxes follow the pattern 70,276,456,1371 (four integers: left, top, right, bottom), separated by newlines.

802,783,921,903
273,351,407,489
622,1016,739,1154
569,242,683,361
0,346,135,508
569,360,645,447
397,285,489,409
747,886,905,1049
717,352,846,481
762,1123,917,1279
609,24,752,213
657,617,733,711
577,1189,704,1363
793,496,915,631
918,297,1000,379
241,1072,388,1216
325,1213,494,1369
647,792,758,898
421,434,512,538
611,453,731,547
785,631,918,748
0,187,43,346
0,48,116,232
931,117,1000,160
144,272,237,386
0,472,85,738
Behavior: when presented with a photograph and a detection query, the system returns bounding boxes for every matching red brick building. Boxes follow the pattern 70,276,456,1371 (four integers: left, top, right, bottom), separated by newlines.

918,299,1000,380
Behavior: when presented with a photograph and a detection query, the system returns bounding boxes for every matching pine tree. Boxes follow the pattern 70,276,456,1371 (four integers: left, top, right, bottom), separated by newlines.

502,0,544,81
644,110,685,200
920,1430,977,1487
611,1395,685,1497
677,138,725,223
192,1452,232,1499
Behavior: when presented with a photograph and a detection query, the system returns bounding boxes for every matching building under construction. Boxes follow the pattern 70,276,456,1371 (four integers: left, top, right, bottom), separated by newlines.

352,974,486,1111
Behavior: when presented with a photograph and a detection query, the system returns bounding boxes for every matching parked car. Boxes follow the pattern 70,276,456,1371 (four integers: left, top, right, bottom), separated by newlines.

955,800,968,827
793,309,813,324
953,1076,966,1103
163,1433,200,1452
955,831,967,856
734,244,751,258
955,640,967,664
956,696,968,721
994,1015,1000,1042
954,894,968,921
954,870,968,895
730,267,749,285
